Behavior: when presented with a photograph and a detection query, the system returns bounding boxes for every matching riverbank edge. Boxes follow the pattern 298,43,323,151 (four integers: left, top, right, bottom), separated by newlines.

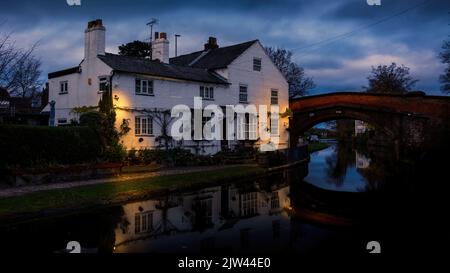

0,165,268,226
308,142,331,154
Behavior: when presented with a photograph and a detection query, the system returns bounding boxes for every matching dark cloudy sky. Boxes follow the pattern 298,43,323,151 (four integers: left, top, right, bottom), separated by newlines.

1,0,449,94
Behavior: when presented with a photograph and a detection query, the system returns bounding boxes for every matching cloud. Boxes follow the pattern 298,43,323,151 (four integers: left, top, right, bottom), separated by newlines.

0,0,447,94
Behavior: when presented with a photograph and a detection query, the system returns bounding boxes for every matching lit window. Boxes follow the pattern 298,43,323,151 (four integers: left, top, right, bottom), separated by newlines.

135,116,153,136
239,85,248,103
59,81,68,94
135,79,154,95
253,58,262,71
200,86,214,100
271,89,278,105
270,113,279,136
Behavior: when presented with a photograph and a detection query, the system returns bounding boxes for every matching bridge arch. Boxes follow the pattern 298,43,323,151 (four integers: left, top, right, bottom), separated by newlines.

288,92,450,156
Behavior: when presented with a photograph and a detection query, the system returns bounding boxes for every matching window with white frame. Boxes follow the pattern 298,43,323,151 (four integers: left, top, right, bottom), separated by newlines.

271,89,279,105
98,76,109,93
200,86,214,100
239,85,248,103
270,113,279,136
135,116,154,136
237,114,257,140
241,192,257,216
135,78,154,95
59,81,68,94
253,58,262,71
134,211,153,234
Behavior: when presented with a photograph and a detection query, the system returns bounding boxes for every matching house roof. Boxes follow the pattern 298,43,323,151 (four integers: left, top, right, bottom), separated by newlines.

98,53,229,84
48,66,80,79
170,40,258,69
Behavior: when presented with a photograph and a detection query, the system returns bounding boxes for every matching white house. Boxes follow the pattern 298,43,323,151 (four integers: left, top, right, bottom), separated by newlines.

46,19,290,154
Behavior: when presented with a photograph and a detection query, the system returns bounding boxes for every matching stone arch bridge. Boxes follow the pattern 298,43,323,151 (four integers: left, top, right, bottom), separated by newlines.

289,92,450,157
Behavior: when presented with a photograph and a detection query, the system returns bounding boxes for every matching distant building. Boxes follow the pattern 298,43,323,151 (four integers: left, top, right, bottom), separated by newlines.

0,87,49,125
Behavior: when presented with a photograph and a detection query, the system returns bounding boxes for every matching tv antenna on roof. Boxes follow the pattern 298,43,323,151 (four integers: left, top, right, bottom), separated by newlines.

147,18,159,44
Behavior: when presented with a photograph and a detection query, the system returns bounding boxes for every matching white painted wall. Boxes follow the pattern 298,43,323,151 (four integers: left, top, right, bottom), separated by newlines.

48,21,290,153
220,41,290,150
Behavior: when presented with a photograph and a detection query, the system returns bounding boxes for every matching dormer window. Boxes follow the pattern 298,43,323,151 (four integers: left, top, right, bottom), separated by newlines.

253,58,262,71
99,76,109,93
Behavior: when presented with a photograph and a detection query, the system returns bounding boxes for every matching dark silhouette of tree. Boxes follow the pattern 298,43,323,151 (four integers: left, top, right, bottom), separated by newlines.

364,62,418,94
265,47,315,98
0,29,42,100
439,40,450,94
118,40,152,58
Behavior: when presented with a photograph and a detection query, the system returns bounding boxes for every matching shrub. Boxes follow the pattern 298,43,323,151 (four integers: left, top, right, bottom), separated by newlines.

126,148,141,165
103,143,127,163
0,125,102,170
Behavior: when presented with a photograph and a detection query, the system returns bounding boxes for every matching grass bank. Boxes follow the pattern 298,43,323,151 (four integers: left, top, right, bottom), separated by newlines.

308,142,330,154
0,165,265,220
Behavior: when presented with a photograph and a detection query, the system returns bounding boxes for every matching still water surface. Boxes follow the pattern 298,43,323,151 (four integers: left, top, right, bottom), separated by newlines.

0,142,426,254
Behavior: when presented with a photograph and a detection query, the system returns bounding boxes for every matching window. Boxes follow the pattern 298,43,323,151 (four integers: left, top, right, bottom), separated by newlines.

57,118,68,125
202,115,216,139
253,58,262,71
271,89,278,105
135,79,154,95
239,85,248,103
198,198,213,226
241,192,257,216
270,192,280,209
99,77,108,93
237,114,257,140
134,211,153,234
59,81,68,94
135,116,154,136
200,86,214,100
270,114,279,136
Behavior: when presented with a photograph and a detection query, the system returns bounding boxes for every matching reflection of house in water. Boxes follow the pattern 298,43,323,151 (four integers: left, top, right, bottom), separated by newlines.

114,183,291,253
355,120,368,135
355,152,371,169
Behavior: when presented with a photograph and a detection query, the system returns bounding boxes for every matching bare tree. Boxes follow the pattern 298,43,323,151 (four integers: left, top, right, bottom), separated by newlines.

9,54,42,99
0,28,42,100
265,47,315,98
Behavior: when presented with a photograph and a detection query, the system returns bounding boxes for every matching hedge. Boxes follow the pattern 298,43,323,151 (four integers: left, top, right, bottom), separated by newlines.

0,125,102,169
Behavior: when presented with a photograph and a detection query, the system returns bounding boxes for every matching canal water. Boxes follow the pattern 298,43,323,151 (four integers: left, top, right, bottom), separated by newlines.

0,141,447,255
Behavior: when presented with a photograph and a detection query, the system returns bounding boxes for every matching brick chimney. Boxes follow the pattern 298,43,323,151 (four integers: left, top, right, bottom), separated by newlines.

84,19,106,60
204,37,219,50
152,32,169,63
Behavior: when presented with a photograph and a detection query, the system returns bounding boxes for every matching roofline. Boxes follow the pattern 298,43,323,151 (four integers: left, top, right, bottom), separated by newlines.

112,69,230,85
48,66,81,79
169,39,259,61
